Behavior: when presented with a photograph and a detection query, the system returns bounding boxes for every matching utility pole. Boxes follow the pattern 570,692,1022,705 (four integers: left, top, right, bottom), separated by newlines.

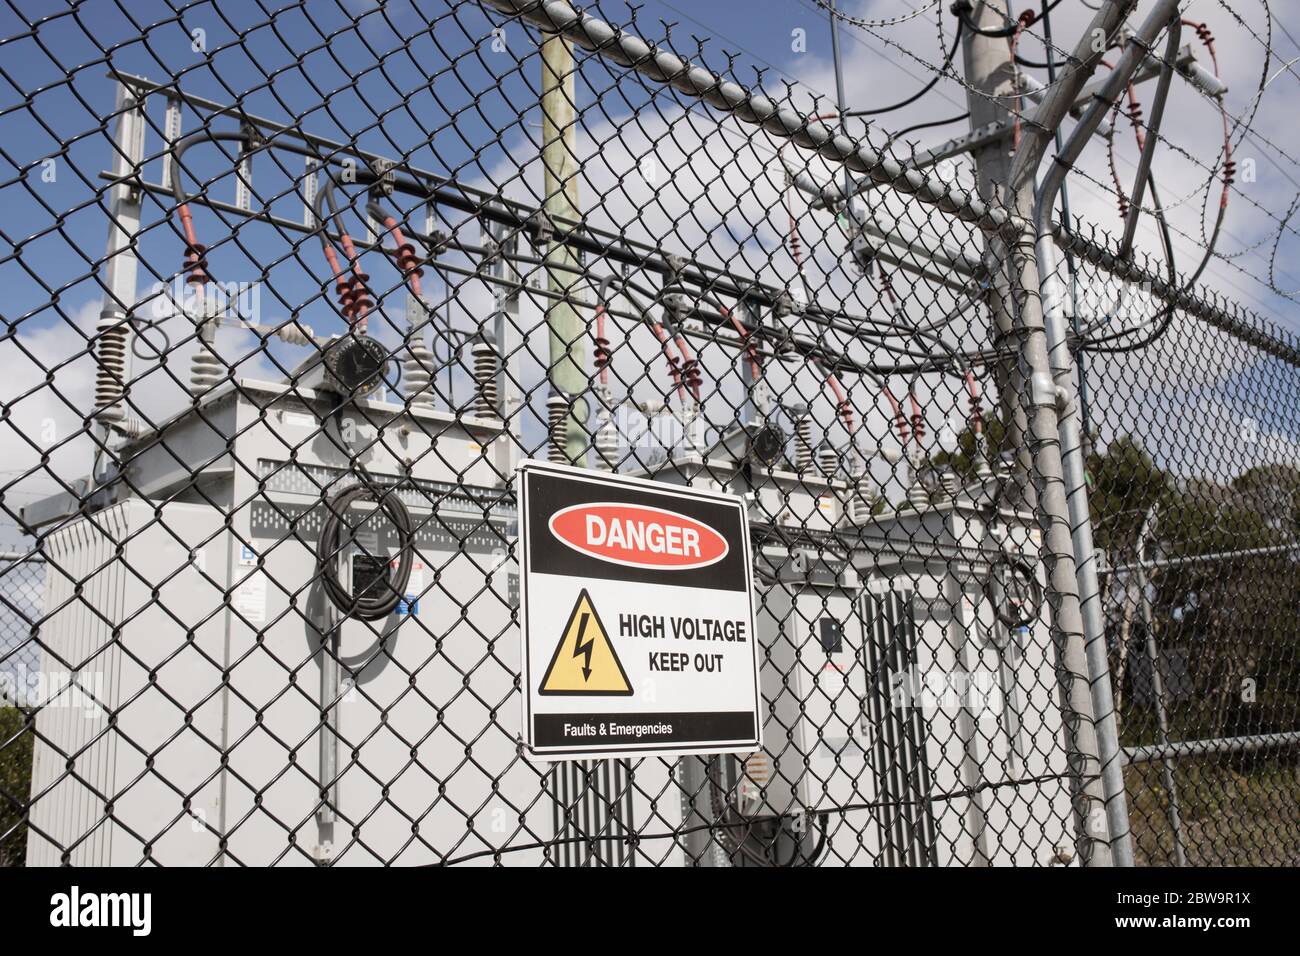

1013,0,1180,872
828,0,852,201
540,33,588,464
957,0,1097,857
961,0,1018,202
957,0,1030,482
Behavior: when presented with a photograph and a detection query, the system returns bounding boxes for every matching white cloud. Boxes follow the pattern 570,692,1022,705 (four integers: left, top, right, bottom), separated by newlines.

7,0,1298,511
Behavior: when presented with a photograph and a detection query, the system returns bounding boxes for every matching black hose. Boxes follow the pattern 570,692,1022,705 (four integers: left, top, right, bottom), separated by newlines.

317,482,414,621
130,317,172,359
844,15,961,118
168,129,251,207
705,754,828,867
885,111,970,143
313,170,352,255
983,555,1044,628
1078,173,1180,353
167,128,253,289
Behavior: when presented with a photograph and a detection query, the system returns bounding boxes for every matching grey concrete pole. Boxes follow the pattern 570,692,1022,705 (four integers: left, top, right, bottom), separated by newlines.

958,1,1120,864
540,33,589,464
962,0,1136,866
960,1,1031,479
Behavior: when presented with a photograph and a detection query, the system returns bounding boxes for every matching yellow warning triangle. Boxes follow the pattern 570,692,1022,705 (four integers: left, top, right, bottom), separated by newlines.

538,589,633,696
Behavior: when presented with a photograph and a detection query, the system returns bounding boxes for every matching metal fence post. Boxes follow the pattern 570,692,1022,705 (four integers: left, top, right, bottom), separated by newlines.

997,218,1113,866
998,0,1175,868
1036,227,1135,867
1021,0,1186,868
1133,506,1187,865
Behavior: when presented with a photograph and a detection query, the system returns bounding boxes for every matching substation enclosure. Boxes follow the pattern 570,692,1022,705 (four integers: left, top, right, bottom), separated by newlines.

17,55,1084,866
27,396,1073,866
857,502,1076,866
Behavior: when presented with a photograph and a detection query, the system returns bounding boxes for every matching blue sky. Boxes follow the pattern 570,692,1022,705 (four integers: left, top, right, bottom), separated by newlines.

1,0,1299,516
3,0,1299,330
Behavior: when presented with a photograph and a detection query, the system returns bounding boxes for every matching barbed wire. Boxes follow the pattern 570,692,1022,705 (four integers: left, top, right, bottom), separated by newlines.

808,0,943,30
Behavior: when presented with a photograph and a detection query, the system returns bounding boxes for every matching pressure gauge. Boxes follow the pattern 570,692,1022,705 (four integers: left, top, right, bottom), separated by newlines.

322,334,389,397
748,422,785,467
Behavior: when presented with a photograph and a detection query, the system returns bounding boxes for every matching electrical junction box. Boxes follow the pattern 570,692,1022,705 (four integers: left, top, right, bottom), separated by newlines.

629,434,873,865
25,377,554,866
744,570,873,824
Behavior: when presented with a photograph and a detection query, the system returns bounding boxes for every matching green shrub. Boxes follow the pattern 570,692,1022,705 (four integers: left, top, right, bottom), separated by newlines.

0,707,33,867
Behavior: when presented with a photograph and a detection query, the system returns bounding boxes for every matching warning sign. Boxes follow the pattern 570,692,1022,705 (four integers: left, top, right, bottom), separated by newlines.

538,590,632,695
517,459,760,760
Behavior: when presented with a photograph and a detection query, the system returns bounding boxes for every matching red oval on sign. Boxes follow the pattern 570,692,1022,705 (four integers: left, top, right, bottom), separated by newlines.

548,502,729,570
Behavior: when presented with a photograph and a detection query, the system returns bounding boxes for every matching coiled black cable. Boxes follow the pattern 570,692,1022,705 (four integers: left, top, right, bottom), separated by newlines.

706,754,828,867
983,555,1044,627
317,482,414,620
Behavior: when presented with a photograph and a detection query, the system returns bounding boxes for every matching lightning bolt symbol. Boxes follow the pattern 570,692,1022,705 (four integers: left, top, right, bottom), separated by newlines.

572,612,595,681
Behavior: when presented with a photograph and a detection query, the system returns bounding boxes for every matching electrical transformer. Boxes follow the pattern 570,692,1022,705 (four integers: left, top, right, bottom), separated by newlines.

27,381,1076,866
631,426,1077,867
25,376,552,866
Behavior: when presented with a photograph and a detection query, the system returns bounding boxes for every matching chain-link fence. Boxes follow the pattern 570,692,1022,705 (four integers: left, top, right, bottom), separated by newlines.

0,552,41,867
1050,229,1300,866
0,0,1293,867
1,554,44,682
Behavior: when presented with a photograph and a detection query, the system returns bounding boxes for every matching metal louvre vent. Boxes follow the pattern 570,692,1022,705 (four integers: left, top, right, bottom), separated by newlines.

864,586,938,868
551,760,637,868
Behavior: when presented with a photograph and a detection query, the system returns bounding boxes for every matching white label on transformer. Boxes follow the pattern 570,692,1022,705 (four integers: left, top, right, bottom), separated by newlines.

280,411,316,429
234,572,267,623
517,459,760,761
407,559,426,592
